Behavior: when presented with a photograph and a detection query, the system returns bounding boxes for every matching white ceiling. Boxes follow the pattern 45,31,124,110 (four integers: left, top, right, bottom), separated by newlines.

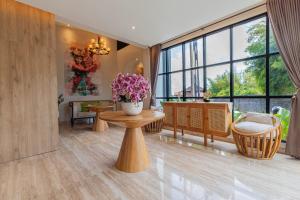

18,0,263,47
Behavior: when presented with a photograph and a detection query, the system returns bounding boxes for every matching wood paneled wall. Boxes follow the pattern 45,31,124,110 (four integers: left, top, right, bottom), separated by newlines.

0,0,59,163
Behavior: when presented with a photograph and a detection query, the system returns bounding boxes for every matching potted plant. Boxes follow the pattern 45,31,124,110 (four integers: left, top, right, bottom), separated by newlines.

203,90,212,102
112,73,150,115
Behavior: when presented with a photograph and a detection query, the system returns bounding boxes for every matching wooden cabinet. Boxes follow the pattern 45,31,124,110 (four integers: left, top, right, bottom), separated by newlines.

163,103,176,127
187,103,205,133
204,103,232,137
176,103,190,129
163,102,232,146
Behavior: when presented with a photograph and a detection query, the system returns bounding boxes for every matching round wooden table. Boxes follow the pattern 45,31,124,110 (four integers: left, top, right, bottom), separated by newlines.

88,105,114,132
99,110,165,173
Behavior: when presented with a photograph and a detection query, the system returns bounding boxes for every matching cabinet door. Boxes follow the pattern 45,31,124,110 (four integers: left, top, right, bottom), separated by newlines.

204,104,231,137
163,103,176,127
176,104,189,129
188,104,204,133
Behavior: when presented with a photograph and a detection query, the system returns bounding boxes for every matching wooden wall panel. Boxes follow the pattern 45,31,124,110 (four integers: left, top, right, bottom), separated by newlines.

0,0,59,163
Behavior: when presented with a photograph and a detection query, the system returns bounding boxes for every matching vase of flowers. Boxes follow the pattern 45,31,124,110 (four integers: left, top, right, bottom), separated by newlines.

112,73,150,116
203,90,212,102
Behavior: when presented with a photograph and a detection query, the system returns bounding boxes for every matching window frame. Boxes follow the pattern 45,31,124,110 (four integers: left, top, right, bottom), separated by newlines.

156,13,293,129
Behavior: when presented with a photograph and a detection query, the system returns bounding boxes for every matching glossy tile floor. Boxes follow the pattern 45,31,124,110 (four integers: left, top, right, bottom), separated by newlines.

1,124,300,200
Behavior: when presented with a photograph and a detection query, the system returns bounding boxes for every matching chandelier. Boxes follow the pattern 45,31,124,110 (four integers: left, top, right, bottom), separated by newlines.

88,36,110,55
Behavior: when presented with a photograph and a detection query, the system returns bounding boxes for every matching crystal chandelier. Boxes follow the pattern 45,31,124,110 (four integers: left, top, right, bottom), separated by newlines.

88,36,111,55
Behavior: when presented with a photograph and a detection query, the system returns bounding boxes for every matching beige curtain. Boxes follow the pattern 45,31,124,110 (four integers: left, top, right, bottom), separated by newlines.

267,0,300,158
149,44,161,107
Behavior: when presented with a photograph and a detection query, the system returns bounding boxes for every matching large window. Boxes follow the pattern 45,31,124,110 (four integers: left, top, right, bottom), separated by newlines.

207,64,230,97
206,29,230,65
156,14,296,141
185,68,203,97
233,58,266,96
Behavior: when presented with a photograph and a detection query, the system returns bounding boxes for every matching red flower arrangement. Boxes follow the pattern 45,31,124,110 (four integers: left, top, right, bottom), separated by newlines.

66,46,100,96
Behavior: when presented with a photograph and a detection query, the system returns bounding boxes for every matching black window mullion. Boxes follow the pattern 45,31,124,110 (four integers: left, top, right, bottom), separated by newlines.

163,51,167,98
203,36,207,92
266,15,270,113
232,54,267,64
230,26,234,103
182,44,186,101
163,50,167,73
166,50,170,100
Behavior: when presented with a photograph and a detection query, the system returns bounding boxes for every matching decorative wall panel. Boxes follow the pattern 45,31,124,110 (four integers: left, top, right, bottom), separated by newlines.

0,0,59,163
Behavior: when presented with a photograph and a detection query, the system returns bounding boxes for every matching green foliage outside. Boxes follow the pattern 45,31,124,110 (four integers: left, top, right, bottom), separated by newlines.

275,107,291,140
206,19,295,140
269,56,295,95
208,20,295,97
233,110,243,120
207,72,230,96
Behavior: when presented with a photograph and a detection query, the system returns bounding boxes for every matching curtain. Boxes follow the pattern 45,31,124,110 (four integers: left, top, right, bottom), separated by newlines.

267,0,300,158
149,44,161,107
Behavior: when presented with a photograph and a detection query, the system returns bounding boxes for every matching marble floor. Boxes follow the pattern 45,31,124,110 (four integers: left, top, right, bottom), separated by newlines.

0,124,300,200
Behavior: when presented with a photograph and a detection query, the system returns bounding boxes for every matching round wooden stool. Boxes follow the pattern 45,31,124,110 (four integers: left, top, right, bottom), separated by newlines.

232,113,282,160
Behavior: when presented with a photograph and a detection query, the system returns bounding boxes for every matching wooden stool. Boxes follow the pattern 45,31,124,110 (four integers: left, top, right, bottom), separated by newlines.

144,118,164,133
232,113,282,160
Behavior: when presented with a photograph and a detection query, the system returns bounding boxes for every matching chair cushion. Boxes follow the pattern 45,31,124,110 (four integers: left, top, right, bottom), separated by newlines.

235,121,274,134
245,112,273,125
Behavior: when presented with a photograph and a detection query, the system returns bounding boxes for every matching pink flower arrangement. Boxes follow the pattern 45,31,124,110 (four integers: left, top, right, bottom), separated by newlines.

112,73,150,103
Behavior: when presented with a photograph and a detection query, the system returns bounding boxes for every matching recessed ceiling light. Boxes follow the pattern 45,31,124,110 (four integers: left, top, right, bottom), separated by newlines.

67,24,71,27
131,26,136,30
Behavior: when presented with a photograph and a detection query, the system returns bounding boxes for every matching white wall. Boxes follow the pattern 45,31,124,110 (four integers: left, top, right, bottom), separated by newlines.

116,45,151,108
56,24,150,122
56,24,118,121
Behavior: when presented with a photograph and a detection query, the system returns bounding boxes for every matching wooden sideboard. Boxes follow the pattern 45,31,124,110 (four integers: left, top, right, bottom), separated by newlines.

163,102,232,146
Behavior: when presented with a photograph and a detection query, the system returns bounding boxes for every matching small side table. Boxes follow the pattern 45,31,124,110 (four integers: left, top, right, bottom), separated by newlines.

89,105,114,133
100,110,165,173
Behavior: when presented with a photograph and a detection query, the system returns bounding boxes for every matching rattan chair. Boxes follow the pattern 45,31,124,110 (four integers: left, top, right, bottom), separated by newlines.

144,106,165,133
232,113,282,160
144,118,164,133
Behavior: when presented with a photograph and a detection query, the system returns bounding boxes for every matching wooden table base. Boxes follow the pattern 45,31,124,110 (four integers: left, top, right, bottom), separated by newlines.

99,110,165,173
115,127,150,173
93,113,109,132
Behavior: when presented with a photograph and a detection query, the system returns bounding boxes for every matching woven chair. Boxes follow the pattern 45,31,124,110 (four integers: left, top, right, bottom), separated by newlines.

144,106,165,133
144,118,164,133
232,112,282,160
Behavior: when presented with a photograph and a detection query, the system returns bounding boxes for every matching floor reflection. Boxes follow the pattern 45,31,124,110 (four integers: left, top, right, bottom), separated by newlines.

2,124,298,200
151,131,299,200
159,132,235,157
